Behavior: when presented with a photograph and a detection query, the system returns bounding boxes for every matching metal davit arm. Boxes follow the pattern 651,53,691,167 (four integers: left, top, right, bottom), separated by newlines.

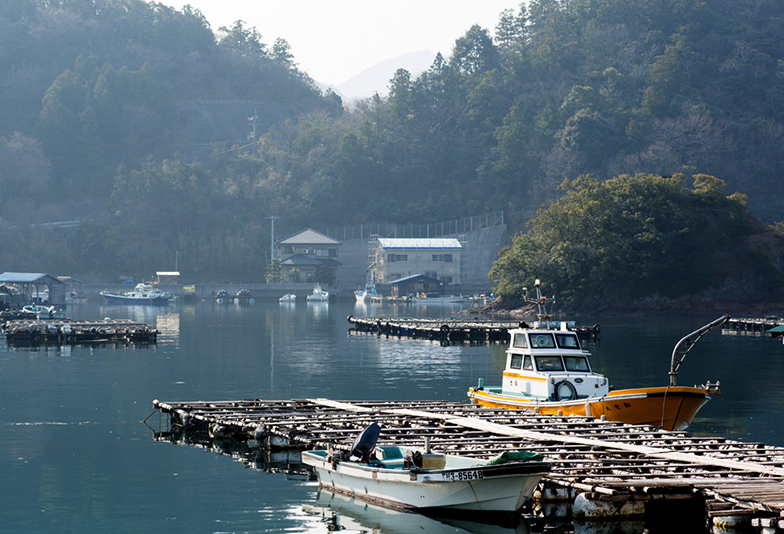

669,314,730,386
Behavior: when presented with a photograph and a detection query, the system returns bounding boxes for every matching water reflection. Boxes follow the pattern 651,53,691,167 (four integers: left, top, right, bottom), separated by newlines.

305,490,532,534
308,301,329,320
96,304,181,345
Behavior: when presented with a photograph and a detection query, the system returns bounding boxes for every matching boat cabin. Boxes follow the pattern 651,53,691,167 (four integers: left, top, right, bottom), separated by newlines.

503,323,609,401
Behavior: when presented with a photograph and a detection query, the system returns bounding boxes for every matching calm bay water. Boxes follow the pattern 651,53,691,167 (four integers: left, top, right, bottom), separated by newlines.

1,299,782,533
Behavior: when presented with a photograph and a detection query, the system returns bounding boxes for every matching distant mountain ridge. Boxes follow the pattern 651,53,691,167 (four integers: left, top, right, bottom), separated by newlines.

331,50,435,101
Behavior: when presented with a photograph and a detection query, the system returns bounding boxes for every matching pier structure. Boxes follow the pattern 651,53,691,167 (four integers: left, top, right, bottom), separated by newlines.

347,316,601,344
723,317,783,336
151,398,784,532
4,318,158,345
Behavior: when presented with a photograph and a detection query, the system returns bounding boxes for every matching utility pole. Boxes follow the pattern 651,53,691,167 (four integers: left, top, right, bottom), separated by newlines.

265,216,278,262
248,109,258,155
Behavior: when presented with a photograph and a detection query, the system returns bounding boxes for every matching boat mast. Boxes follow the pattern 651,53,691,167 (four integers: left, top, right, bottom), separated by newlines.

669,314,730,386
523,279,555,327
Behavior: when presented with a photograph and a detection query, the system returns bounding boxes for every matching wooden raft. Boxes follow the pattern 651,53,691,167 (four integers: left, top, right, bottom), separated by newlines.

4,318,158,345
347,316,601,344
151,398,784,526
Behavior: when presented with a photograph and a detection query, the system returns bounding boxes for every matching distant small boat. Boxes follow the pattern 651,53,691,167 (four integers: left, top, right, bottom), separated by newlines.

410,292,468,304
302,423,549,513
214,289,231,304
233,289,255,304
306,283,329,302
354,282,381,303
100,283,171,305
279,293,297,303
22,304,57,319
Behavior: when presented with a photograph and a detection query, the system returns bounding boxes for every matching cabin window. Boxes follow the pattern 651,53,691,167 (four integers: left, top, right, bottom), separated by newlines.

512,334,528,348
510,354,523,369
555,334,580,349
564,356,590,372
531,334,555,348
535,356,564,371
523,355,533,370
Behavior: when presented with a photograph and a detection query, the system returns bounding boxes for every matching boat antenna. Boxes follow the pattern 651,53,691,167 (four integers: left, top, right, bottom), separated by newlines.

522,279,555,327
669,314,730,386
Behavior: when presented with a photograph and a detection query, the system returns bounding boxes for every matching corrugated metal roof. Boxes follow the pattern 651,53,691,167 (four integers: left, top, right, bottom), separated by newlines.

377,238,462,250
0,272,59,283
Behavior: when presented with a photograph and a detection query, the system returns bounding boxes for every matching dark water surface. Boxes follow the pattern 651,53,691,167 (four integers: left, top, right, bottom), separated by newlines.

1,300,781,533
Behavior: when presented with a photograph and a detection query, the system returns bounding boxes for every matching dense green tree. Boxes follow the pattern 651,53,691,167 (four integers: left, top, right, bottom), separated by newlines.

490,173,783,307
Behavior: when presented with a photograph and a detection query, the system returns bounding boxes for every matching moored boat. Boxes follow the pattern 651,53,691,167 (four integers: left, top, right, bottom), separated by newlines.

279,293,297,303
100,283,171,305
22,304,57,319
411,293,468,304
233,289,255,304
306,283,329,302
354,282,381,303
301,423,549,513
467,280,728,431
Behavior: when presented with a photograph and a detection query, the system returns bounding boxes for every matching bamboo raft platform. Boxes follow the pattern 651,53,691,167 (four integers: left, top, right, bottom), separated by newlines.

3,318,158,345
347,315,601,344
151,398,784,530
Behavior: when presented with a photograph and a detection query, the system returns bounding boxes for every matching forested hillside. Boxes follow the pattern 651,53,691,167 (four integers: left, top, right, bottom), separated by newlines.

1,0,784,293
0,0,337,223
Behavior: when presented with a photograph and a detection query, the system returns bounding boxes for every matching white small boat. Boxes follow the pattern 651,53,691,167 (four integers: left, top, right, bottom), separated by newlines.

22,304,57,319
101,283,171,305
306,283,329,302
301,423,549,513
354,282,381,303
279,293,297,302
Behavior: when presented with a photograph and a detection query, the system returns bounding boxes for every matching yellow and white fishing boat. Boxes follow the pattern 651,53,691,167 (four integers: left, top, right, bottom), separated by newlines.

467,280,728,431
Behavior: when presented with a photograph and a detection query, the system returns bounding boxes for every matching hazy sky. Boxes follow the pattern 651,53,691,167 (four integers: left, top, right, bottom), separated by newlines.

165,1,522,85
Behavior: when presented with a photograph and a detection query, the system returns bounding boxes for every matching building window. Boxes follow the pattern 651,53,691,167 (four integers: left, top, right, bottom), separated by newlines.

432,254,453,262
387,254,408,262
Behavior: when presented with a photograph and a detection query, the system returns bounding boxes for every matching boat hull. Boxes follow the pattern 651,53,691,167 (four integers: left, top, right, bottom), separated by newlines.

302,451,548,512
467,386,712,431
101,293,170,305
411,296,468,304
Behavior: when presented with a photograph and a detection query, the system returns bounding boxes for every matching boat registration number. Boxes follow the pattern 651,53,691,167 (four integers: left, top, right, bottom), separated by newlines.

441,470,484,482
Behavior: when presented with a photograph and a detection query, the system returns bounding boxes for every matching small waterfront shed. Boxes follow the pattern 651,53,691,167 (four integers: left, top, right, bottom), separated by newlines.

156,271,180,284
0,272,66,308
388,274,446,298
